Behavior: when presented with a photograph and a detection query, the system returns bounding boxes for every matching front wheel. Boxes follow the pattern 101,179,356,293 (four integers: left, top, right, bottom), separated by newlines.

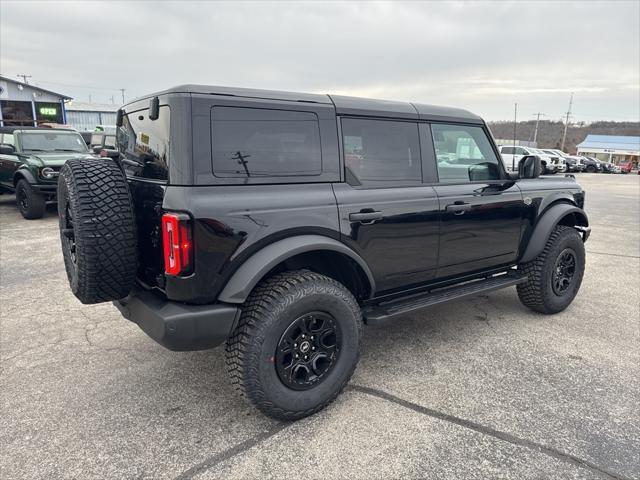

517,225,585,314
16,179,45,219
225,270,362,420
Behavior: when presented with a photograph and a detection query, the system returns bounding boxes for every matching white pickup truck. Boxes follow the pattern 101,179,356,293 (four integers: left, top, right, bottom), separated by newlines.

498,145,559,174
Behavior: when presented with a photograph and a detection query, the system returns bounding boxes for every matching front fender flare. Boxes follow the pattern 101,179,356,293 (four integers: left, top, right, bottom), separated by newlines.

13,167,37,185
520,203,589,263
218,235,376,304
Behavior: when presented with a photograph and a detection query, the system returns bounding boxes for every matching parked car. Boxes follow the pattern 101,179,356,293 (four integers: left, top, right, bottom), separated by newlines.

88,131,117,155
599,161,616,173
0,127,93,219
541,149,568,173
564,156,586,173
578,156,602,173
57,85,590,420
499,145,557,174
618,160,633,174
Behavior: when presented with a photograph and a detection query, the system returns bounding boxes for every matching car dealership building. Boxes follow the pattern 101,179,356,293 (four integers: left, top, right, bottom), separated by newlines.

577,135,640,167
0,75,70,127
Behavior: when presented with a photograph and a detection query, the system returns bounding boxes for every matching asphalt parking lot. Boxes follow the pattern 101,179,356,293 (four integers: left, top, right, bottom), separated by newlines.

1,173,638,480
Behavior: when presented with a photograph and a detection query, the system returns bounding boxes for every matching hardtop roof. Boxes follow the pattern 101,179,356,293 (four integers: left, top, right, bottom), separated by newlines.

126,84,483,123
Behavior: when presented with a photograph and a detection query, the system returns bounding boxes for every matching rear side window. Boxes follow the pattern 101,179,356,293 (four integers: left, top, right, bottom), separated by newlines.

501,146,515,154
118,106,171,180
341,118,421,186
211,107,321,178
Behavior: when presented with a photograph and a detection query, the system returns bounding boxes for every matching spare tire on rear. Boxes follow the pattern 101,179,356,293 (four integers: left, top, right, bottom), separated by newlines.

58,158,138,304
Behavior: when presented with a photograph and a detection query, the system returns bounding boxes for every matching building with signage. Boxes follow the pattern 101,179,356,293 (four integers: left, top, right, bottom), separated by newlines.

0,75,70,127
577,135,640,167
65,101,118,132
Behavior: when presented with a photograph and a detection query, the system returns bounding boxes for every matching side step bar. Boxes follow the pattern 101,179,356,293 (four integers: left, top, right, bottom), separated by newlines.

363,272,527,325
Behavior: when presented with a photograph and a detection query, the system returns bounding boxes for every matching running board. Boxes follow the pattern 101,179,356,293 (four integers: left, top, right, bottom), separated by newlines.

363,272,527,325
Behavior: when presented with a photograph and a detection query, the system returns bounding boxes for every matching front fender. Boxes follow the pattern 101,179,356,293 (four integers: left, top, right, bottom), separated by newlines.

520,203,589,263
218,235,375,304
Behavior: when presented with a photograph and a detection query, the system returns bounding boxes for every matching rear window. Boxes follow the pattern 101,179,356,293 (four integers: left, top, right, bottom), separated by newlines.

211,106,322,178
117,106,170,180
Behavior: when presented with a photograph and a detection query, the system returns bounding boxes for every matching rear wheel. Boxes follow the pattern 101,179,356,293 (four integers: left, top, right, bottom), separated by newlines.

586,165,596,173
225,270,362,420
58,159,137,304
517,225,585,314
16,179,45,219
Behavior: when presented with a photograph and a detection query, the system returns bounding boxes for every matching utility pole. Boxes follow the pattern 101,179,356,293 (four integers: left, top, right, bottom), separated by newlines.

110,95,115,105
119,88,126,104
560,92,574,152
512,103,517,171
17,74,32,84
532,112,546,145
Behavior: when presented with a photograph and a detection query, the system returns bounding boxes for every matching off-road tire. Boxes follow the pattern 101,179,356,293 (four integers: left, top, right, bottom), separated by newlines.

517,225,585,314
58,158,137,304
225,270,362,421
16,179,45,219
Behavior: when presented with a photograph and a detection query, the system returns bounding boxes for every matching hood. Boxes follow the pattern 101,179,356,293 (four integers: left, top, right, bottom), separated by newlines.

21,152,95,167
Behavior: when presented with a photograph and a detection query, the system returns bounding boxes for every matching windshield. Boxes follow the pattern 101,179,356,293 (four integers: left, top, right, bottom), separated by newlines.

19,131,88,153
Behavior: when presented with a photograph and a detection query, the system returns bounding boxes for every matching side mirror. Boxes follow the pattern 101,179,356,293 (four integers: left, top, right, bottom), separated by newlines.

0,144,16,155
92,145,103,154
99,148,120,159
518,155,542,179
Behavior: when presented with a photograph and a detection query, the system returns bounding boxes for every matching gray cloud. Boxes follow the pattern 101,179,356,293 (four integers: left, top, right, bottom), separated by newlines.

1,0,638,121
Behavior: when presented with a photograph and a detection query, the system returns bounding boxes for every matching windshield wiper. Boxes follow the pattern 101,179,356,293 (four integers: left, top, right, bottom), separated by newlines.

54,149,82,152
24,148,46,152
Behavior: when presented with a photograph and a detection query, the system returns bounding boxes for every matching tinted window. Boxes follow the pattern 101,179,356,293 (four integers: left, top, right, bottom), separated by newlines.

211,107,321,178
341,118,421,185
431,124,501,183
501,146,515,154
118,106,170,180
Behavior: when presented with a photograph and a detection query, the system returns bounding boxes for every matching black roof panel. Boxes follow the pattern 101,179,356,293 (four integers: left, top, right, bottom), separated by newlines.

127,85,483,123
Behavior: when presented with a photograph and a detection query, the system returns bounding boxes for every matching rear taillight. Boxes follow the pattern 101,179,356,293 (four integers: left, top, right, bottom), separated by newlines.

161,213,192,276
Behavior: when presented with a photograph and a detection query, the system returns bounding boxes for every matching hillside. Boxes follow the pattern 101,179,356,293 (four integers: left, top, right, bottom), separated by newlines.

488,120,640,154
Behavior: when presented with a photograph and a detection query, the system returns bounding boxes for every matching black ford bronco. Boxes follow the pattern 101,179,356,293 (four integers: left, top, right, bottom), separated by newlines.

58,85,590,420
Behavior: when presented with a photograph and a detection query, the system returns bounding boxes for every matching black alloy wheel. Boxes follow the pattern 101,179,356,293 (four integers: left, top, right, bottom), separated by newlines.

552,248,576,296
275,312,341,391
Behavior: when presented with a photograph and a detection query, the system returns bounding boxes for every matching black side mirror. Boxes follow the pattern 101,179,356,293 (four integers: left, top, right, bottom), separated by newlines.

149,96,160,121
0,144,16,155
518,155,542,179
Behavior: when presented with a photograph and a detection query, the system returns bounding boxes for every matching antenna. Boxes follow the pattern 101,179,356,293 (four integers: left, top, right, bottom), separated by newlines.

560,93,574,152
17,74,32,84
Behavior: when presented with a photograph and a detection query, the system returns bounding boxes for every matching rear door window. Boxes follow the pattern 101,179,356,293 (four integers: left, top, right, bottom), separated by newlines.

211,106,322,178
341,118,421,186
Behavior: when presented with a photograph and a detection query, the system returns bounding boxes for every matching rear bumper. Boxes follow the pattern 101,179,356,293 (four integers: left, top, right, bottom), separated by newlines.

113,287,240,351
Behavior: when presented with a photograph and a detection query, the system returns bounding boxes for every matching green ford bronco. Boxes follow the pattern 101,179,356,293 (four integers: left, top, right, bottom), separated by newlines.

0,127,94,219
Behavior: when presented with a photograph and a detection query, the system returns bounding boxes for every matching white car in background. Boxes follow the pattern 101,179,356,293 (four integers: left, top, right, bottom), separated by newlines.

541,149,568,173
498,145,558,174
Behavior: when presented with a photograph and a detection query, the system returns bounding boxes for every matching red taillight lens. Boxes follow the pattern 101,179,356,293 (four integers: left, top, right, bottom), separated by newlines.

161,213,192,276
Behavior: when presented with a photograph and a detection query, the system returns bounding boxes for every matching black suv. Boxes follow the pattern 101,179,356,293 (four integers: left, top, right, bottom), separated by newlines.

57,85,590,420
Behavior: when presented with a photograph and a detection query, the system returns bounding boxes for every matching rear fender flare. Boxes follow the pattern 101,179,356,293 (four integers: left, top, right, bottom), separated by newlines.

218,235,375,304
520,203,589,263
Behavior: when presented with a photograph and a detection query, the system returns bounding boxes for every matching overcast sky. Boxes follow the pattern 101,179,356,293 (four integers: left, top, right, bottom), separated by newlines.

1,1,639,122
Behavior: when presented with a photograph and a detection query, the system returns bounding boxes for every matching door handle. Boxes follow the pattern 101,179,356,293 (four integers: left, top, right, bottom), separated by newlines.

349,210,383,224
445,202,472,215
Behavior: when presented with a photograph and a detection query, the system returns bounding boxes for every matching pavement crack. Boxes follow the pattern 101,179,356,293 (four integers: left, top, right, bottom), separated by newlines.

349,384,631,480
173,422,288,480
